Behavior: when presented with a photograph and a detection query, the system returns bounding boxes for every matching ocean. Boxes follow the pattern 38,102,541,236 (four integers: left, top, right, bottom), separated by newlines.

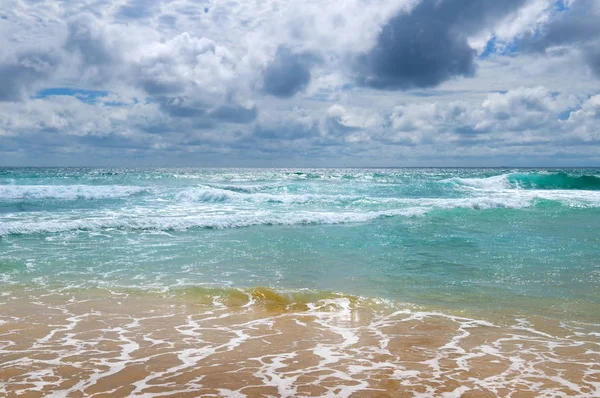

1,167,599,396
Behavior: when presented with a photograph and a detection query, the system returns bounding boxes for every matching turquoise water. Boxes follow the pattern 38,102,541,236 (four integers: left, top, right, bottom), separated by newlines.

1,168,599,319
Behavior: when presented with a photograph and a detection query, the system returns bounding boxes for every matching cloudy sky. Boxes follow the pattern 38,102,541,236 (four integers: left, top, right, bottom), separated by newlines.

1,0,599,166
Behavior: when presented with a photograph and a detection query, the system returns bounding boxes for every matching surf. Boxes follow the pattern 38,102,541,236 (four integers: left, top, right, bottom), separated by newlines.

453,171,600,191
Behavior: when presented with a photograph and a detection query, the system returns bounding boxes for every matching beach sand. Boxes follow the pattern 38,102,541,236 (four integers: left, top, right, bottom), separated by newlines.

1,288,598,397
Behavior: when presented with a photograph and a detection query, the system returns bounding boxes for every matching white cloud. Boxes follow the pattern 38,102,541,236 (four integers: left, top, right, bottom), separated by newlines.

0,0,599,166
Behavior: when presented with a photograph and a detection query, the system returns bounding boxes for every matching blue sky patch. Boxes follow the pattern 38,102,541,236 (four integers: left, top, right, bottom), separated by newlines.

554,0,569,13
34,88,110,104
479,36,497,59
480,36,521,59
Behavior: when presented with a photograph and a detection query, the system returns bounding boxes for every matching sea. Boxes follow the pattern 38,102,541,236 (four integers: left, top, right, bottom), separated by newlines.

1,167,599,397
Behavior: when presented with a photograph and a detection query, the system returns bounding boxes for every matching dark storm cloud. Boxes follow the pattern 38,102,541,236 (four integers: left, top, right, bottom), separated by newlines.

355,0,525,90
263,47,315,98
0,51,59,102
520,1,600,78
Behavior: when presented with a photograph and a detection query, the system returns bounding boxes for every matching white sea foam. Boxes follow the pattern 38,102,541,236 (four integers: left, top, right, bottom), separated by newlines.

173,182,600,207
175,186,235,202
174,185,362,205
160,185,600,215
0,185,148,200
0,208,427,235
452,174,512,191
1,291,599,397
3,187,600,236
205,183,281,193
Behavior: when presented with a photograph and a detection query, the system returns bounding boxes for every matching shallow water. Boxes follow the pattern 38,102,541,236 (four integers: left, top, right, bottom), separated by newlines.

1,167,599,396
1,288,599,397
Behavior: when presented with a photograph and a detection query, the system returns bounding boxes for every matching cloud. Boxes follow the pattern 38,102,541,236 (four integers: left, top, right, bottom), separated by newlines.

0,50,60,102
355,0,526,89
519,1,600,78
252,106,319,141
157,96,208,119
562,94,600,144
254,122,318,141
324,104,384,143
65,14,115,66
1,0,599,166
210,105,258,124
136,33,237,98
585,48,600,78
116,0,162,20
383,86,581,149
0,85,597,166
62,12,128,87
151,95,258,133
263,47,317,98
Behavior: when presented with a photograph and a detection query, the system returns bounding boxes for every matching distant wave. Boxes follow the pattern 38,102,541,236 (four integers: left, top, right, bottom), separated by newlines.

3,172,600,236
173,185,600,208
175,186,234,203
174,186,362,205
0,185,148,200
2,192,597,236
203,183,279,193
0,209,426,236
453,172,600,191
507,172,600,190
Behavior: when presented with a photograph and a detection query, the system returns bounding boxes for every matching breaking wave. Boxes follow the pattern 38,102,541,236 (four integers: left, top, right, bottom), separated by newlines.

454,172,600,191
0,208,427,236
507,172,600,190
2,192,599,236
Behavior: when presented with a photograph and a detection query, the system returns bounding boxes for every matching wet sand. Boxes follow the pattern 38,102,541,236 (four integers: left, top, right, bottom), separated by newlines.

1,288,599,397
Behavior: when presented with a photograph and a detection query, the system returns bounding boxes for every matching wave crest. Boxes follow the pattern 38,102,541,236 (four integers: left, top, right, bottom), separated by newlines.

454,172,600,191
0,208,427,236
508,172,600,190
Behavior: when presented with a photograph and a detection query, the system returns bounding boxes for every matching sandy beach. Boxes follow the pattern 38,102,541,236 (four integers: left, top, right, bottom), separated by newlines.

1,287,599,397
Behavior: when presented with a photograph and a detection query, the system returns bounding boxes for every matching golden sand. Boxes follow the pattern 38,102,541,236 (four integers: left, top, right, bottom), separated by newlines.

1,288,599,397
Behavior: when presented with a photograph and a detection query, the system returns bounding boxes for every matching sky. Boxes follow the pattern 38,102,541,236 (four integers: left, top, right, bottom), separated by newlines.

1,0,600,167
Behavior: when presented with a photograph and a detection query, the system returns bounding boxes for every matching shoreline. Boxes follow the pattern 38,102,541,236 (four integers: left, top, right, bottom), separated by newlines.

2,168,599,396
1,287,599,397
2,283,600,325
